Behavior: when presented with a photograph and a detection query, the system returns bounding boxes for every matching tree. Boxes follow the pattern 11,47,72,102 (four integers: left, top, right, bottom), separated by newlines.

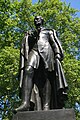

0,0,80,119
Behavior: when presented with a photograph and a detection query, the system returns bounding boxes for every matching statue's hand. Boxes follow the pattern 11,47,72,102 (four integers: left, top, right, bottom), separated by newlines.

55,54,63,61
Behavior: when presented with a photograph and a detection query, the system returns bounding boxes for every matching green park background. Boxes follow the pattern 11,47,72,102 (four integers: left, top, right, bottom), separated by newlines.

0,0,80,119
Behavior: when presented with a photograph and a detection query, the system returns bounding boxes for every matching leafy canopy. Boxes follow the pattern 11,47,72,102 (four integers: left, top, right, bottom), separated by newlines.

0,0,80,119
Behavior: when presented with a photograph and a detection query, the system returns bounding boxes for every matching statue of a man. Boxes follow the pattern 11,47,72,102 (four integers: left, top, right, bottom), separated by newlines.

13,16,68,113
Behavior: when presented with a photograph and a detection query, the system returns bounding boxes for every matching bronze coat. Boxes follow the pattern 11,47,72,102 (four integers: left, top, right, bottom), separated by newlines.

19,28,68,91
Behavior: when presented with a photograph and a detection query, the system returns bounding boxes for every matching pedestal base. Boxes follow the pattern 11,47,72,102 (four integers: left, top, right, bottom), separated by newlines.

12,109,75,120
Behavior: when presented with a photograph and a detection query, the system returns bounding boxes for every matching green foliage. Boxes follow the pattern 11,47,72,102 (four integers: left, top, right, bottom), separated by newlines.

63,53,80,106
0,0,80,119
0,46,19,120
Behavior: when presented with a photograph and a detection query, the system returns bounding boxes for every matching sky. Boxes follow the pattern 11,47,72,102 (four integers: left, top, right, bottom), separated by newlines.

61,0,80,17
32,0,80,17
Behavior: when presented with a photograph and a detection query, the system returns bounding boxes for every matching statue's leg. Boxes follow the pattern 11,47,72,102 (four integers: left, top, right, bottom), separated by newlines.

14,66,34,113
43,71,51,110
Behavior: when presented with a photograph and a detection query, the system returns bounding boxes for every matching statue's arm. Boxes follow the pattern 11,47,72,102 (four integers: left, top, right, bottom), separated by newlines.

49,30,64,61
53,30,64,59
19,32,29,88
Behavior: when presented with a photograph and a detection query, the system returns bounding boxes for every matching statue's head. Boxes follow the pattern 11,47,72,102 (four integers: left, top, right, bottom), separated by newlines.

34,16,44,28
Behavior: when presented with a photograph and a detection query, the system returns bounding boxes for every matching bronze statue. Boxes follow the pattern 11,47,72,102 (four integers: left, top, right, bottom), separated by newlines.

13,16,68,113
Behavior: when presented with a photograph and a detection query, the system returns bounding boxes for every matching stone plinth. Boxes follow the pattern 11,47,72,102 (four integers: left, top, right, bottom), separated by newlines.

12,109,75,120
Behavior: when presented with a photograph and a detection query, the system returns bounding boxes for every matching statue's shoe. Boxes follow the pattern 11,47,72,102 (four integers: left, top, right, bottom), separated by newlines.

43,104,50,111
13,102,30,114
43,106,50,111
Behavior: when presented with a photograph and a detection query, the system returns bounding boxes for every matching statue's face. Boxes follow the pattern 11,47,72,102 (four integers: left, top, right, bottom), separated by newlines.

34,16,43,27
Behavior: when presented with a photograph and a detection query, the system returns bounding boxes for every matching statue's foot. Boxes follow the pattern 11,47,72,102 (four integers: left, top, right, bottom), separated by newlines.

43,104,50,111
13,102,30,114
43,106,50,111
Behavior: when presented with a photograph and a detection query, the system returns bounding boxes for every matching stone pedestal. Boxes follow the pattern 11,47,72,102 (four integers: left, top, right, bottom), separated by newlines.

12,109,75,120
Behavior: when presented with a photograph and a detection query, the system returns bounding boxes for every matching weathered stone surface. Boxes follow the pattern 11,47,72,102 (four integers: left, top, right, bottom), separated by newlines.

12,109,75,120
